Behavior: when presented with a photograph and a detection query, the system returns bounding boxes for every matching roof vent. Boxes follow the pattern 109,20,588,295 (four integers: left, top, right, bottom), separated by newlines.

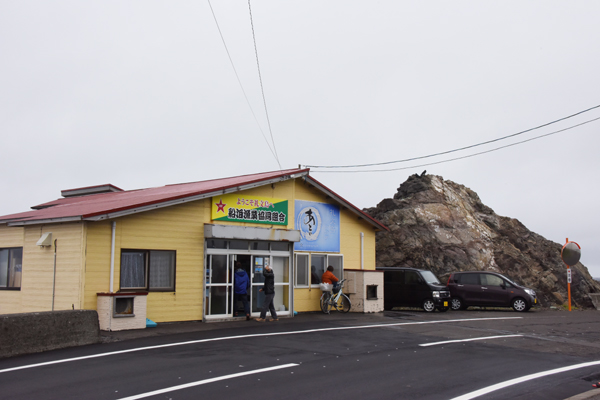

61,184,123,198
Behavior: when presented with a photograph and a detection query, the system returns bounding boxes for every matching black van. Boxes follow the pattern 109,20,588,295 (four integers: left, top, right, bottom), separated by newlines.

377,267,450,312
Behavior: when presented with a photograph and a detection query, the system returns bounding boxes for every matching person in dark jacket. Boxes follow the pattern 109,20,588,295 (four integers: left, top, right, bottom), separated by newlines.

234,262,250,320
256,263,278,322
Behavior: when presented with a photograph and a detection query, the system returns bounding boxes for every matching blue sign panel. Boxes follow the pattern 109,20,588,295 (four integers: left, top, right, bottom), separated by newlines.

294,200,340,252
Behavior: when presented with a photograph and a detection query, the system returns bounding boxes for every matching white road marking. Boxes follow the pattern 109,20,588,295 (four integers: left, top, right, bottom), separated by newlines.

419,334,523,347
0,317,521,374
115,363,299,400
450,360,600,400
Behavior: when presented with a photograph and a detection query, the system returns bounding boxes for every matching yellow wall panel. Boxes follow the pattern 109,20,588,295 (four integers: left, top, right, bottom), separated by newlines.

84,221,113,309
293,288,322,312
339,209,378,271
3,223,86,314
85,201,207,322
0,225,24,247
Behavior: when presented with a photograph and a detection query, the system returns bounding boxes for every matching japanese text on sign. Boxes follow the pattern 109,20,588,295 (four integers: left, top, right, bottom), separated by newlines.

227,208,286,223
236,197,275,208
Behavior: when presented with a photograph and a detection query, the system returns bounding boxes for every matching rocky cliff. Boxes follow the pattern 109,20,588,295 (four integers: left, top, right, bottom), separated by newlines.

365,173,600,308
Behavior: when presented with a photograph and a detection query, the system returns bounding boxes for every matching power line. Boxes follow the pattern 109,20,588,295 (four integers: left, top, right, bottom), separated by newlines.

305,104,600,169
206,0,279,162
248,0,281,170
310,116,600,173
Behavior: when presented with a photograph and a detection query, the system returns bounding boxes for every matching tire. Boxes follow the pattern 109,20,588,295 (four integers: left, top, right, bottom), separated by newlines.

320,294,331,314
422,299,436,312
336,294,351,313
511,297,529,312
450,297,464,311
437,306,449,312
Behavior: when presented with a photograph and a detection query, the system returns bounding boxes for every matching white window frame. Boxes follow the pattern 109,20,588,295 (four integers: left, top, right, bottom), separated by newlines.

294,253,309,288
293,252,344,288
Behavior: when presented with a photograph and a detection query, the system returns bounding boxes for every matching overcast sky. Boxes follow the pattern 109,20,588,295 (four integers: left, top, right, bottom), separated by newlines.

1,1,599,276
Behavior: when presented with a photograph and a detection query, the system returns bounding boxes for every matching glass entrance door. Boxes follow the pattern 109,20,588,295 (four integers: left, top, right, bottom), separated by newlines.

251,255,290,315
251,255,269,315
231,254,252,317
205,240,292,319
205,254,231,316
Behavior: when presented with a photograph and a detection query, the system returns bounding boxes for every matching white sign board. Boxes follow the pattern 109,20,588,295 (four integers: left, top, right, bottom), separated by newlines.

567,268,572,284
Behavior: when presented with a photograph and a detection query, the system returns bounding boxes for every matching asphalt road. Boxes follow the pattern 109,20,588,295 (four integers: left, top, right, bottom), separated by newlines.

2,309,600,400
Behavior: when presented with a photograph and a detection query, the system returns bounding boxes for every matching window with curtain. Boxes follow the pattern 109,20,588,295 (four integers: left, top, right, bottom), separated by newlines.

149,251,175,290
120,250,176,291
0,247,22,290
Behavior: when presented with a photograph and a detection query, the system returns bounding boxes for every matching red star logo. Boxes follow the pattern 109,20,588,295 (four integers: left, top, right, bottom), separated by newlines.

215,199,226,213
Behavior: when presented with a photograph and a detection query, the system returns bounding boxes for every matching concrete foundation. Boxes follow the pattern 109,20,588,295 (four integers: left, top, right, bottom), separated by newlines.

0,310,100,358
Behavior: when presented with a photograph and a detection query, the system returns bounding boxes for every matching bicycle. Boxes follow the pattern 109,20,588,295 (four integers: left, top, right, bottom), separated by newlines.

319,279,351,314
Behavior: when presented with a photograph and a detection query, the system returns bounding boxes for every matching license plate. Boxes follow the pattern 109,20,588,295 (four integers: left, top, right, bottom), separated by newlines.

444,301,448,307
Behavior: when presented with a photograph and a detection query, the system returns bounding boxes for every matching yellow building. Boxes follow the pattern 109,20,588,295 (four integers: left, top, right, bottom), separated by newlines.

0,169,387,326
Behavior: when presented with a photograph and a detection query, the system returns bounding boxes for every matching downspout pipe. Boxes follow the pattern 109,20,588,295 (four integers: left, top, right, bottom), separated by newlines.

110,221,116,293
360,232,364,270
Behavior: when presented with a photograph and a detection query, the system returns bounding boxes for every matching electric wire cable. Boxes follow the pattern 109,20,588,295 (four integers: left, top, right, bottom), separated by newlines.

248,0,281,169
305,104,600,169
309,116,600,173
207,0,278,162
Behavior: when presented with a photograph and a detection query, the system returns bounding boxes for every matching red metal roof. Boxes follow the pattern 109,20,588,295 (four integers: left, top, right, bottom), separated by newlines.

0,168,387,231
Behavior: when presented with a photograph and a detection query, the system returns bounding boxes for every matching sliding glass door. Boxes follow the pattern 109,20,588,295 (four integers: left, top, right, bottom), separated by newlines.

205,241,292,319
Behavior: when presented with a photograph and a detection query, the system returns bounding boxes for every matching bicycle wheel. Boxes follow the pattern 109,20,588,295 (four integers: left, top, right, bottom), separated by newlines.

335,293,351,313
320,294,331,314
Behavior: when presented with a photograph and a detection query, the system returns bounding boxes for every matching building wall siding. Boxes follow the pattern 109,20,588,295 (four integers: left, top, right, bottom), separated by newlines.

25,223,85,313
0,224,85,314
0,225,24,247
84,201,206,323
84,220,113,310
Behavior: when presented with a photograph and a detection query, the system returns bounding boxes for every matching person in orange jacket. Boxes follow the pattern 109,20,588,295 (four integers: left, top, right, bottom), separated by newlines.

321,266,340,293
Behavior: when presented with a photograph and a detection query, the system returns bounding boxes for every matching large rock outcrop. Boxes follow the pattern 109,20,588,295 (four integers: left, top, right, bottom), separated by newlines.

365,173,600,308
